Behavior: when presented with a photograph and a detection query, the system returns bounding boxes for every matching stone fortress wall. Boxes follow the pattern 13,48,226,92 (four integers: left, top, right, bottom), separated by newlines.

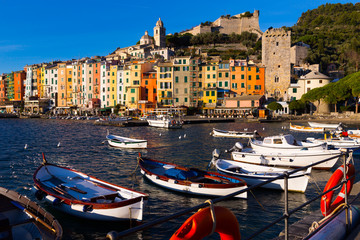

182,10,262,38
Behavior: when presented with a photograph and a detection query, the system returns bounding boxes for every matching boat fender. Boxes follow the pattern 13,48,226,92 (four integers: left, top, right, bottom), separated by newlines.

34,189,45,201
321,164,355,216
198,184,203,188
170,206,241,240
289,159,294,162
272,157,275,161
45,195,61,206
83,205,93,212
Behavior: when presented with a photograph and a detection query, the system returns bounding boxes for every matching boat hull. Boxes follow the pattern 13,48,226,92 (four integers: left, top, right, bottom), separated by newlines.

290,124,324,132
147,119,182,129
214,159,310,192
138,157,247,199
210,128,258,138
107,139,147,149
33,164,148,221
106,134,147,149
308,122,341,129
231,150,341,170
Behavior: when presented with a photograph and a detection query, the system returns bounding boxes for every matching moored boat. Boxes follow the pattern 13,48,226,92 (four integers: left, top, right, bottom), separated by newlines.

138,154,247,199
106,131,147,149
306,137,360,150
210,151,311,193
33,154,148,221
308,121,343,129
229,142,341,170
210,128,260,138
0,187,62,240
146,115,182,129
290,123,324,132
250,134,327,152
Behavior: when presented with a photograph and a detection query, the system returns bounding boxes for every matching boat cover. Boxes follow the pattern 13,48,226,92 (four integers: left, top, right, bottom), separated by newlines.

164,168,198,180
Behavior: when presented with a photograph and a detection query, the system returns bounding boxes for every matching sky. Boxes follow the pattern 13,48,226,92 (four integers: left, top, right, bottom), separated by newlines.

0,0,358,74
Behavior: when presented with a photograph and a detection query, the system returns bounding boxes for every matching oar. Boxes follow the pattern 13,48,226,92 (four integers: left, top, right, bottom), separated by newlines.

11,201,56,233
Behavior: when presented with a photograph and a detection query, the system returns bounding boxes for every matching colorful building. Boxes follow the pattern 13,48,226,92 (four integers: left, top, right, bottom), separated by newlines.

140,70,157,113
173,57,191,107
13,70,26,101
0,74,7,102
157,62,173,107
57,63,67,107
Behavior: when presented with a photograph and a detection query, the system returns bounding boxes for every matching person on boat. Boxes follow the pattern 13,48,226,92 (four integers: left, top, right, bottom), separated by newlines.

340,130,348,137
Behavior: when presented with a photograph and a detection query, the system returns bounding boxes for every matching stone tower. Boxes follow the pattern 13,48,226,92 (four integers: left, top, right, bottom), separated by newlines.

154,18,166,48
262,28,291,100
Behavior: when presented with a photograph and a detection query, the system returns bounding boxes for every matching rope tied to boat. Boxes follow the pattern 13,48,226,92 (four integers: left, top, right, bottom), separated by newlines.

204,199,217,236
308,203,347,234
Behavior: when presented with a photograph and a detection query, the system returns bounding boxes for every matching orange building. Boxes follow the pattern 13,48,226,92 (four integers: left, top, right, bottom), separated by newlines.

140,70,157,113
0,74,7,102
246,66,265,95
230,65,246,96
57,63,67,107
93,61,101,100
13,70,26,101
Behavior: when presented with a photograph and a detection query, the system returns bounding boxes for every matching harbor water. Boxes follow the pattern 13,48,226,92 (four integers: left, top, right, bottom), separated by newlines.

1,118,359,239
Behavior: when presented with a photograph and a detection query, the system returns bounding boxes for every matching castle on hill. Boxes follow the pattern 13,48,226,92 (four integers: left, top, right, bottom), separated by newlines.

181,10,262,38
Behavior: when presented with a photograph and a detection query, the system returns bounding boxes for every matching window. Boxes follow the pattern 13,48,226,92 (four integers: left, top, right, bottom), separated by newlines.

232,75,235,80
207,74,210,79
135,72,138,77
293,88,297,93
212,66,215,71
211,91,215,96
241,83,245,88
207,66,210,71
241,67,244,71
212,74,215,79
225,81,228,87
145,80,148,85
251,100,255,107
175,76,179,83
248,85,251,90
241,75,244,79
232,67,235,71
184,76,187,82
131,89,135,93
275,76,279,83
225,72,229,78
184,88,187,94
206,91,209,96
248,67,251,71
185,97,188,102
219,82,222,87
219,73,222,78
319,80,322,84
307,80,311,84
248,75,251,80
256,75,260,80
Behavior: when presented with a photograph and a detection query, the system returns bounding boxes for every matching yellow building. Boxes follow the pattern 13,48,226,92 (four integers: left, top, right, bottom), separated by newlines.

157,62,173,107
40,66,46,98
110,65,118,107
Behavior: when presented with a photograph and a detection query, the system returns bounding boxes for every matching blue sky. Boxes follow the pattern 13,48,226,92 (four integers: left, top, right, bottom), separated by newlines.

0,0,357,74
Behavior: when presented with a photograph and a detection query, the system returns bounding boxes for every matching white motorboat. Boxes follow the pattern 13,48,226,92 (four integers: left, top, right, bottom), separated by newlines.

33,155,148,221
147,115,182,129
347,129,360,138
210,128,260,138
230,142,341,170
138,155,247,199
106,131,147,149
210,151,311,193
306,137,360,150
290,123,324,132
250,134,327,153
308,122,343,129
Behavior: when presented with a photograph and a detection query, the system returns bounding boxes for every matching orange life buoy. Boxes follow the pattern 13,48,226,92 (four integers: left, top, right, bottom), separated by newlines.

170,206,241,240
320,163,355,216
171,120,176,125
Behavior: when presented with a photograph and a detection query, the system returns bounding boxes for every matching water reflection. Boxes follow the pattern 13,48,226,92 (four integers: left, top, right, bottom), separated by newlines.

0,118,359,239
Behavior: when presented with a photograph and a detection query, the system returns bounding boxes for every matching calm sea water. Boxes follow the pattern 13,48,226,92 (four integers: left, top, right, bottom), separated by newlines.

0,118,359,240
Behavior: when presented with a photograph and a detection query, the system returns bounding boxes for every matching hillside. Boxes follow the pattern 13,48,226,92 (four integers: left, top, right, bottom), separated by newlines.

289,3,360,75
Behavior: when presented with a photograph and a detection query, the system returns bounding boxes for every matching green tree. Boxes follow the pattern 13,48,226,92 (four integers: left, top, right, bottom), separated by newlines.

301,87,328,113
289,100,306,115
267,102,283,117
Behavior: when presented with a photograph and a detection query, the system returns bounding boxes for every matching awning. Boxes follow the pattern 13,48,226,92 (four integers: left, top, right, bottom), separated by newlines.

99,107,112,112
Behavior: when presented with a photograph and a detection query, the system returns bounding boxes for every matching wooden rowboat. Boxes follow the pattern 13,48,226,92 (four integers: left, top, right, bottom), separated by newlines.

138,155,247,199
210,128,260,138
290,123,324,132
0,187,62,239
33,154,148,221
106,131,147,149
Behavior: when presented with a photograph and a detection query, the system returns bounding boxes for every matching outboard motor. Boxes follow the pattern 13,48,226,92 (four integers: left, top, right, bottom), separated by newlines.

208,149,221,170
227,142,243,153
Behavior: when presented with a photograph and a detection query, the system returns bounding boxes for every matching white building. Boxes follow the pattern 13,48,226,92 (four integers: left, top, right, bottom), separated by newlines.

288,71,332,101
